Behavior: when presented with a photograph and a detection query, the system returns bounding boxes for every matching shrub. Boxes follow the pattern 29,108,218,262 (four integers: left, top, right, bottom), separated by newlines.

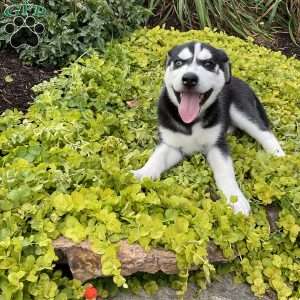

0,0,149,66
146,0,300,44
0,27,300,299
286,0,300,43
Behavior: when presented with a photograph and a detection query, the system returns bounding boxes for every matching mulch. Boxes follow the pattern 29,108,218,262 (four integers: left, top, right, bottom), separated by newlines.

0,30,299,115
0,48,56,114
254,31,300,59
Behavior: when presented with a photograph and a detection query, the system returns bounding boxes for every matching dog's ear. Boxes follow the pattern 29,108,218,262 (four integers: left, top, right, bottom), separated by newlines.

218,49,231,84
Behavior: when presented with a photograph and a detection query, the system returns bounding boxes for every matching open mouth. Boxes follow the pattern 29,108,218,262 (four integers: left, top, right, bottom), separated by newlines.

175,89,213,124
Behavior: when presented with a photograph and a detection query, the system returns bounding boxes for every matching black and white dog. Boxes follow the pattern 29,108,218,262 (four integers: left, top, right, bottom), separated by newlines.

133,42,285,215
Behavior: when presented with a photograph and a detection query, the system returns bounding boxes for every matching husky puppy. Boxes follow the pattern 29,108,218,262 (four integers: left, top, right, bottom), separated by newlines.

133,42,285,215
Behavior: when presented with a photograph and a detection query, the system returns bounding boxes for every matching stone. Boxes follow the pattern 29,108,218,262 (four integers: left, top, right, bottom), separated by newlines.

112,275,276,300
53,238,228,282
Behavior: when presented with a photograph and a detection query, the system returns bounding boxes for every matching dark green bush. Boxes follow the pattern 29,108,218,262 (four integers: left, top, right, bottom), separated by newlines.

0,0,149,66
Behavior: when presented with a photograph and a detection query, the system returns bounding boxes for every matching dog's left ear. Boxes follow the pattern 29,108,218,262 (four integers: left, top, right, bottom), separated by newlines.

218,49,231,84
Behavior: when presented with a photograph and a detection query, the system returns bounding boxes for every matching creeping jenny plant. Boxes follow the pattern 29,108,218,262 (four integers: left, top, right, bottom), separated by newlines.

0,27,300,299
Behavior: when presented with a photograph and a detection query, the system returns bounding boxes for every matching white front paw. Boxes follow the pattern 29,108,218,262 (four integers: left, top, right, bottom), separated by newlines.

229,195,251,216
132,167,160,180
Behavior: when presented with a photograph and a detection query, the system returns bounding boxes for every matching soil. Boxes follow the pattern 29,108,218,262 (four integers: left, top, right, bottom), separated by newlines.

254,31,300,59
0,24,299,115
0,47,56,114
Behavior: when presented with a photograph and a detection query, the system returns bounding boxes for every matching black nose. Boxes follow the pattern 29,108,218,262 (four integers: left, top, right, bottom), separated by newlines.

182,73,199,87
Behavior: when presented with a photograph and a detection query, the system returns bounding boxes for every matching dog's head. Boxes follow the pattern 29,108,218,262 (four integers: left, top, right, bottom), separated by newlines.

164,42,231,124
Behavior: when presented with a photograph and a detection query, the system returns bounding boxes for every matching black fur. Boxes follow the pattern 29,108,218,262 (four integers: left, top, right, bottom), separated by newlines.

158,76,270,153
133,42,283,216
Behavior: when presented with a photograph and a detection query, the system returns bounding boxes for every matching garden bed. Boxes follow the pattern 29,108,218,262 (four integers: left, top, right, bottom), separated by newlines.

2,2,299,300
0,28,299,116
0,48,55,113
1,27,300,300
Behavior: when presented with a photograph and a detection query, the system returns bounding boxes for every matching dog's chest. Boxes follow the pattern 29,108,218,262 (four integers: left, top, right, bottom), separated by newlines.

159,123,222,154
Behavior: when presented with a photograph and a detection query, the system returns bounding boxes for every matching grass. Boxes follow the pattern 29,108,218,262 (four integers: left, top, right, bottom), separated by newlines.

287,0,300,44
146,0,300,45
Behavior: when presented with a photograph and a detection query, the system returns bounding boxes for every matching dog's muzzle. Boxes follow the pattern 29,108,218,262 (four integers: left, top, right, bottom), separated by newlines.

182,72,199,88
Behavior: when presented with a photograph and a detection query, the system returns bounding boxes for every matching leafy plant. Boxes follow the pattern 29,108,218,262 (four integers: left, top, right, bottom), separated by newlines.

0,27,300,299
146,0,300,44
0,0,150,66
285,0,300,44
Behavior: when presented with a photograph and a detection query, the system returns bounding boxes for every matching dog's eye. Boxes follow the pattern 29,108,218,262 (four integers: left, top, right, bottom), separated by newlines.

174,60,184,67
203,60,216,69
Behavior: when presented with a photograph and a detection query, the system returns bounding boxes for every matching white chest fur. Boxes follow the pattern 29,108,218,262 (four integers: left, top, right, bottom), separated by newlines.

159,123,222,155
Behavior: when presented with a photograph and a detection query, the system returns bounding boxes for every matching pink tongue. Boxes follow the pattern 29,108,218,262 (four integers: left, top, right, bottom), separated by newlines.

178,93,202,123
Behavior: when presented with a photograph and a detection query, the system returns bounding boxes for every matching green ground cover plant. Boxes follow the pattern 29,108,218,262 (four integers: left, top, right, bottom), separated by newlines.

0,27,300,299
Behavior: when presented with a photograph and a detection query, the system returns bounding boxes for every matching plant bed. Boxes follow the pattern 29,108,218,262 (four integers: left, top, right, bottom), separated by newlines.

145,0,300,60
0,28,300,300
0,48,56,113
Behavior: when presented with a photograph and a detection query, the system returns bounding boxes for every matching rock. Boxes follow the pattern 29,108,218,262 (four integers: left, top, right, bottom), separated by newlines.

52,206,279,282
53,238,228,282
111,274,275,300
265,205,280,233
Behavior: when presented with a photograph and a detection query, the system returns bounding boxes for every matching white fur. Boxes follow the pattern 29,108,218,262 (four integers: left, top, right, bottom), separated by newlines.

230,105,285,156
193,43,201,62
133,124,251,215
164,46,225,112
178,48,193,60
133,123,222,179
164,82,179,107
206,147,251,215
164,43,226,111
159,123,222,155
132,143,183,180
132,43,284,217
196,47,212,61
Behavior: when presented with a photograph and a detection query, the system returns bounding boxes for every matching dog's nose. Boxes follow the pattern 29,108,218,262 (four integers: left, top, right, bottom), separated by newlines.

182,73,199,87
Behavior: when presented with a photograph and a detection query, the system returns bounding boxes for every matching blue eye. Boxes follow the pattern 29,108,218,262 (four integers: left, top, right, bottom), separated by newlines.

174,60,184,67
203,60,216,69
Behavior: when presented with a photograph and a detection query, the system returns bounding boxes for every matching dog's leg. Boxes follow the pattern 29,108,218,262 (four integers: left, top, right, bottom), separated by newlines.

132,143,183,180
230,105,285,157
206,146,251,215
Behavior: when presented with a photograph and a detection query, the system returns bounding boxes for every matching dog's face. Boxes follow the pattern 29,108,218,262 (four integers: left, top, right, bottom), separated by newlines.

164,42,231,124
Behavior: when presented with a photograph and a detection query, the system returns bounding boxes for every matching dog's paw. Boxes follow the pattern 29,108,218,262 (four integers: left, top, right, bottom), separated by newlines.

131,168,160,180
230,195,251,216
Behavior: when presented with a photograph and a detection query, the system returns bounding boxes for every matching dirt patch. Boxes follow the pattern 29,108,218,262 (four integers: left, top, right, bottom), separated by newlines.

0,48,56,114
254,32,300,59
